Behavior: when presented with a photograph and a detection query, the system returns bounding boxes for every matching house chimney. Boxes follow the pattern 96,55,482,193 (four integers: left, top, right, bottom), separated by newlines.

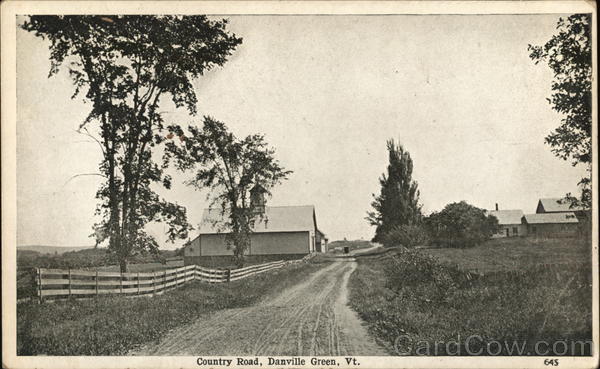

495,203,499,211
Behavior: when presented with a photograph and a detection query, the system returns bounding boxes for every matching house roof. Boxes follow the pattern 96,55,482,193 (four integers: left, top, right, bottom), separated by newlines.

538,198,584,213
198,205,316,234
523,212,579,224
486,209,524,225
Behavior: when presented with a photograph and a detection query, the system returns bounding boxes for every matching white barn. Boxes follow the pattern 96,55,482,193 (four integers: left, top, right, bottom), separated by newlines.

183,205,326,267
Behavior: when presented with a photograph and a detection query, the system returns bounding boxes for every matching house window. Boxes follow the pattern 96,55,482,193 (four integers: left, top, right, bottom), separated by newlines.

532,226,537,233
512,227,518,236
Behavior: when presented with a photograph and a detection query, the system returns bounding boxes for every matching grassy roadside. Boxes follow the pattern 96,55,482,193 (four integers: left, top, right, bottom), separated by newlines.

348,244,592,356
422,237,591,273
17,260,326,355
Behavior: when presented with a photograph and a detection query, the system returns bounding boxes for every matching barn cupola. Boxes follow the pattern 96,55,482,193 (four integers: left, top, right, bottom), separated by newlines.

250,183,267,215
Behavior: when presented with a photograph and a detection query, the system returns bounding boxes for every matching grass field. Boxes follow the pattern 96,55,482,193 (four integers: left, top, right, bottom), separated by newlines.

17,247,181,270
422,237,591,272
17,259,325,355
348,237,593,356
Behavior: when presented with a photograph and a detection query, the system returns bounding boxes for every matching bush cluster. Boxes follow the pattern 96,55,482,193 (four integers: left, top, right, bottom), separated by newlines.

381,201,500,249
382,224,430,248
424,201,499,248
384,249,463,303
348,249,592,356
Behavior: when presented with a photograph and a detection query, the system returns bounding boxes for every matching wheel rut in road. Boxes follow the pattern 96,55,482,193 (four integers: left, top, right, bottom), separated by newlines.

131,260,387,356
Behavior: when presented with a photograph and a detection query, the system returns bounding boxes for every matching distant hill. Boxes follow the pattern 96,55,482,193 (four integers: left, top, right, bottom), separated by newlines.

17,245,94,255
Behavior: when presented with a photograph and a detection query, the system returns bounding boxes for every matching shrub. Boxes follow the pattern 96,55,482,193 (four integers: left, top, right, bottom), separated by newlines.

348,250,592,356
382,224,430,248
17,269,38,300
384,249,461,303
424,201,499,248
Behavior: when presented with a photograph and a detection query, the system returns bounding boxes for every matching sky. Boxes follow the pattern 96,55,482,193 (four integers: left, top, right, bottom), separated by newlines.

16,14,588,248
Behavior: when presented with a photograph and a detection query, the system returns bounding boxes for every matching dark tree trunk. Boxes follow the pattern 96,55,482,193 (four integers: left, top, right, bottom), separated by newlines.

103,115,122,262
108,149,120,251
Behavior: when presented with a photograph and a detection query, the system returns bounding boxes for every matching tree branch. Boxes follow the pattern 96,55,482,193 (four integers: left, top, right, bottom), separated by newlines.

62,172,106,188
75,128,106,156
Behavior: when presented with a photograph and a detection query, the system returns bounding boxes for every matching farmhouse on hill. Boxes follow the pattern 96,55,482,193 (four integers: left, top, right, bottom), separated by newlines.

520,197,582,238
487,204,524,238
487,198,583,239
183,204,327,267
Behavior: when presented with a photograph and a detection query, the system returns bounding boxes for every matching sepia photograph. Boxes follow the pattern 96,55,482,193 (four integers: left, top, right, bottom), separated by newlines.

1,1,597,368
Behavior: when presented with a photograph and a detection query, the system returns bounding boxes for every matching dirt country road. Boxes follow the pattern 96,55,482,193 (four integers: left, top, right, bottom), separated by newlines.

132,260,388,356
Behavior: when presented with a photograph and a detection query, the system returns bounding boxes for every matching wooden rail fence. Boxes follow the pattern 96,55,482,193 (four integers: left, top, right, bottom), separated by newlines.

35,255,313,302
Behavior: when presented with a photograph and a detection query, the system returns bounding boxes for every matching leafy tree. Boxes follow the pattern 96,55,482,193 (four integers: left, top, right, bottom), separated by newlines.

424,201,499,248
366,139,422,243
166,117,292,267
22,15,242,272
528,14,592,210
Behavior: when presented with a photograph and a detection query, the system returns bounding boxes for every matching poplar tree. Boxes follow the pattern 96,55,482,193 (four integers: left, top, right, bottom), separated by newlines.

366,140,422,243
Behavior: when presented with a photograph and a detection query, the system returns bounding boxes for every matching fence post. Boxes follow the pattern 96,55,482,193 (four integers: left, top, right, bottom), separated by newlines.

175,268,179,288
227,269,231,283
152,271,156,296
164,270,167,291
37,268,42,304
119,271,123,294
95,270,99,296
137,272,140,295
68,268,72,297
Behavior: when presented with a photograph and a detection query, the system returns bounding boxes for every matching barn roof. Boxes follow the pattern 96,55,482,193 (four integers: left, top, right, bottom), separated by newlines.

486,209,524,225
522,212,579,224
198,205,316,234
538,198,584,213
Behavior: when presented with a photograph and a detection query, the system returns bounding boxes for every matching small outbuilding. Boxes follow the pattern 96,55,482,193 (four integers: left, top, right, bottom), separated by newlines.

316,229,328,253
